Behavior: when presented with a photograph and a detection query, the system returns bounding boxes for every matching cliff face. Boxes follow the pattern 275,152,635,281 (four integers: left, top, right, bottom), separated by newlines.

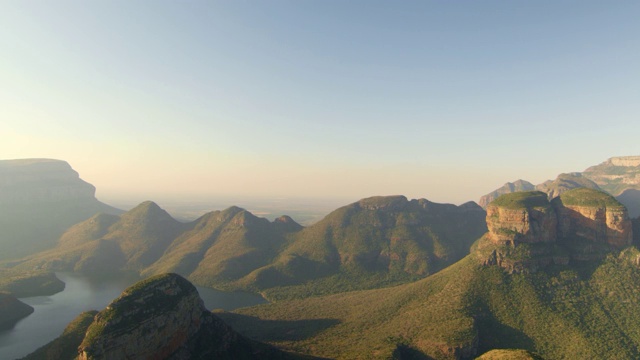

477,189,633,273
486,205,556,245
557,205,632,248
582,156,640,196
78,273,292,360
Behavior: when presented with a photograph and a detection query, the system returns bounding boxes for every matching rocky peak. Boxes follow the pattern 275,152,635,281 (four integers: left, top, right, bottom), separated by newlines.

478,180,535,209
273,215,303,233
535,173,601,200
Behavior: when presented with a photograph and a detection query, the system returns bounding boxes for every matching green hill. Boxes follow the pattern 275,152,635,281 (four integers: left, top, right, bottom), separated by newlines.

15,196,486,300
220,247,640,359
240,196,487,299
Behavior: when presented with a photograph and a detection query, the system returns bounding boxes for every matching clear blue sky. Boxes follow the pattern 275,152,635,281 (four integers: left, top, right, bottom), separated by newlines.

1,1,639,204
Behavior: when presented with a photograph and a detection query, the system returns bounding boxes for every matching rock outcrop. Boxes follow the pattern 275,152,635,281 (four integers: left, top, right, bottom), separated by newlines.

583,156,640,196
0,292,34,329
478,180,535,209
476,188,633,273
78,273,298,360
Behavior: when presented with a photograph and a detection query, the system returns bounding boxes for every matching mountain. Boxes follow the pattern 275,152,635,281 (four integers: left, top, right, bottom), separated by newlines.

534,172,601,199
478,180,535,209
582,156,640,195
241,196,487,299
0,159,121,260
0,292,33,329
17,196,486,299
219,190,640,359
478,156,640,216
24,273,310,360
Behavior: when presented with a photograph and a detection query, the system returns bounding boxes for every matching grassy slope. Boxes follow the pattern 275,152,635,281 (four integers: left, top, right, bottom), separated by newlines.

240,198,486,299
557,187,625,208
221,247,640,360
488,191,549,210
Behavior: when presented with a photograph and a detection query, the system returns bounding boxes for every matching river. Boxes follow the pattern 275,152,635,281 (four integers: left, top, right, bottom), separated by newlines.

0,272,266,359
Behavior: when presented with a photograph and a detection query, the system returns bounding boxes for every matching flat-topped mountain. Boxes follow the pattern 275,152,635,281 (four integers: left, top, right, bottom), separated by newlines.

220,193,640,359
476,189,632,273
0,159,121,259
26,273,309,360
478,156,640,217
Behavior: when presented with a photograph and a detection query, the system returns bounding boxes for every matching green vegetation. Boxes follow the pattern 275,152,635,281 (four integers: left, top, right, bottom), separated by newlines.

489,192,549,210
220,246,640,359
0,269,64,297
557,188,625,208
21,311,98,360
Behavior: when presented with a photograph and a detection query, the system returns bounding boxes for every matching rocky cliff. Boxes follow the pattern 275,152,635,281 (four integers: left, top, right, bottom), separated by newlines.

77,273,301,360
583,156,640,196
478,180,535,209
476,188,633,273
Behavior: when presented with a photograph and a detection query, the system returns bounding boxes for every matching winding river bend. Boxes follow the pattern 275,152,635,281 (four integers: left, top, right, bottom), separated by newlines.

0,272,266,359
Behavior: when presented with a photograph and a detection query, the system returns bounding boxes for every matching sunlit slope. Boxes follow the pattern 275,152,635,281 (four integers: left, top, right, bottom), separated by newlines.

239,196,487,298
222,249,640,359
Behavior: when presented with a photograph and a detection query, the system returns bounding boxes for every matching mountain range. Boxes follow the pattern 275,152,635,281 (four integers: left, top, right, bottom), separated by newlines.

14,196,487,300
5,156,640,359
478,156,640,218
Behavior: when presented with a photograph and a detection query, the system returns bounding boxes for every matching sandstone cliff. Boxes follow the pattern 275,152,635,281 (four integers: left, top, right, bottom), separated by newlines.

77,273,300,360
476,188,633,273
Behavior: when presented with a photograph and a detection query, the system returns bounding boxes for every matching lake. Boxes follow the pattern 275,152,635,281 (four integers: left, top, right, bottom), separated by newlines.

0,272,266,359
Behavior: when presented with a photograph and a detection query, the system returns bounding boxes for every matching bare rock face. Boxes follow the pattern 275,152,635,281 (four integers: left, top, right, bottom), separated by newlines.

485,192,556,245
78,273,288,360
478,180,535,209
477,189,634,273
554,189,633,249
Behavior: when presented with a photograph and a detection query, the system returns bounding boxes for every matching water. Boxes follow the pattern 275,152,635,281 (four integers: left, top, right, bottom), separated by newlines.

0,272,266,359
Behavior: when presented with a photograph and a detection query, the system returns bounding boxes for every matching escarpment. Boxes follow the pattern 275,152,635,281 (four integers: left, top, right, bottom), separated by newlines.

476,188,633,273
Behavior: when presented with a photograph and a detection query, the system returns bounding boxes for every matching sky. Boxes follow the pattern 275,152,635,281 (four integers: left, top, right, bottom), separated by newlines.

1,1,639,205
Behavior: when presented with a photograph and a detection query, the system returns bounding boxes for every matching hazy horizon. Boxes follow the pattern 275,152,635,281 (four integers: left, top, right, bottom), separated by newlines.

2,1,639,205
